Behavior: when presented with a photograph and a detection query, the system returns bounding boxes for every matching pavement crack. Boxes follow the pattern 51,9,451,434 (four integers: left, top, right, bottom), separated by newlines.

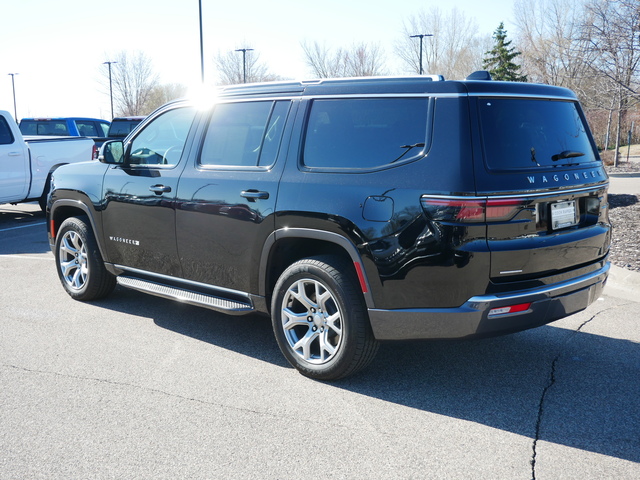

530,356,558,479
2,363,277,420
529,305,617,479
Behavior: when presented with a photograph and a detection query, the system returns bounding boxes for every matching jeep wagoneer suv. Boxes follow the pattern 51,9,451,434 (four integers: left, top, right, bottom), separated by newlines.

47,72,611,379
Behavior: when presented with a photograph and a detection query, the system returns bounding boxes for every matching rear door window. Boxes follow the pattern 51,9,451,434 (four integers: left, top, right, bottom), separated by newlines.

76,121,98,137
478,98,598,171
302,98,429,171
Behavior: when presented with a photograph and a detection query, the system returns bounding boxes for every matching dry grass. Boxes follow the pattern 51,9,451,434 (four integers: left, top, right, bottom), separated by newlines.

602,144,640,166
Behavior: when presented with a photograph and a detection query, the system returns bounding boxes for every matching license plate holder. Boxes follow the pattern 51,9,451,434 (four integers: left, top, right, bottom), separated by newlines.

551,200,578,230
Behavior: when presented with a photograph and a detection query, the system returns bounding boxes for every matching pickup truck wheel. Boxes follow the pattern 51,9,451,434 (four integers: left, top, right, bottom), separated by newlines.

55,216,116,301
271,256,379,380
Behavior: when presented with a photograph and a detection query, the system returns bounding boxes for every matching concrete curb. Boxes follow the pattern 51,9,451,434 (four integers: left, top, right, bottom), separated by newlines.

605,265,640,302
608,172,640,178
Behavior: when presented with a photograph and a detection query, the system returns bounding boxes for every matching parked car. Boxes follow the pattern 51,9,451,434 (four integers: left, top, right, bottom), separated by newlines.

93,116,145,150
46,72,611,380
0,110,96,210
19,117,110,138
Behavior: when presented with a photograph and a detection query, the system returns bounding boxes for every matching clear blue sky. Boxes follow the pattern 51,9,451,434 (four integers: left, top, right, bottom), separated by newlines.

0,0,515,120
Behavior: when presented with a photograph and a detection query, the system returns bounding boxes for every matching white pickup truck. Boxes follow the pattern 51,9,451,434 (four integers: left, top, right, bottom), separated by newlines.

0,110,95,210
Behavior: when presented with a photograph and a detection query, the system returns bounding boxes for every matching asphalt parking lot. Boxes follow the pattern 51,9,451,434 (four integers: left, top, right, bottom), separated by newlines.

1,198,638,479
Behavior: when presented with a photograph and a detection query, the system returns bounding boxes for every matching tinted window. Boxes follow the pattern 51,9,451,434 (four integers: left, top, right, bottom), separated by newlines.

200,101,289,168
303,98,429,170
0,117,14,145
479,98,598,171
98,122,110,136
76,121,98,137
128,107,196,166
110,120,142,137
20,121,68,136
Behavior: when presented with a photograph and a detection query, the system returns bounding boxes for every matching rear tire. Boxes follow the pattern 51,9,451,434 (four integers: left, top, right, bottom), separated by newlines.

54,216,116,301
271,256,379,380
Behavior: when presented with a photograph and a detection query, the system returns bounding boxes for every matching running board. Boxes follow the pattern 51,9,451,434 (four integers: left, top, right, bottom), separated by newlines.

116,276,254,315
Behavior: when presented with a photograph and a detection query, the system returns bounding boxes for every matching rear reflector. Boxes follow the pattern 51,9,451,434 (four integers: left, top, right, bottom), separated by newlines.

488,303,532,317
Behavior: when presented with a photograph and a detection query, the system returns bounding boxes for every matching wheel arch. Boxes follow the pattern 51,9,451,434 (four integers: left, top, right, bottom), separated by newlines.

260,228,375,309
49,199,107,261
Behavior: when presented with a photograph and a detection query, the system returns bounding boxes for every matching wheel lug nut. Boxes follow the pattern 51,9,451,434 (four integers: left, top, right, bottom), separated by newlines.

307,316,313,322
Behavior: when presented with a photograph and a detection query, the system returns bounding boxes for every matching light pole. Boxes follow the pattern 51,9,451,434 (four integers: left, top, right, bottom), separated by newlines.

409,34,433,75
235,48,254,83
199,0,204,83
8,73,18,121
103,61,117,119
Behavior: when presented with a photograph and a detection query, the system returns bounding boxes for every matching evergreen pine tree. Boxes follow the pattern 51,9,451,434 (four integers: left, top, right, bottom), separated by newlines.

483,22,527,82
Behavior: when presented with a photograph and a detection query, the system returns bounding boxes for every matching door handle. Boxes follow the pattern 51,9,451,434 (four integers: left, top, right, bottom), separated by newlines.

241,190,269,201
149,184,171,195
8,151,21,157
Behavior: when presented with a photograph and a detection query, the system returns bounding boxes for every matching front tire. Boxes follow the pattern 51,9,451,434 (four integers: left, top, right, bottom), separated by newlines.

55,216,116,301
271,256,379,380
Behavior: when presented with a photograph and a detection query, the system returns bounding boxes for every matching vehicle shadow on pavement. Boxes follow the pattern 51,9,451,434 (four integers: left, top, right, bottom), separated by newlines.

344,322,640,464
106,286,288,367
92,287,639,464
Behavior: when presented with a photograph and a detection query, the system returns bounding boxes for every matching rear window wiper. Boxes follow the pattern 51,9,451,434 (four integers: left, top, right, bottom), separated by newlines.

390,143,425,163
552,150,585,162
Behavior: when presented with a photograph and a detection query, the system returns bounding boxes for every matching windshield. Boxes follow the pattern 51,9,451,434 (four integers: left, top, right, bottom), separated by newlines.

479,98,598,171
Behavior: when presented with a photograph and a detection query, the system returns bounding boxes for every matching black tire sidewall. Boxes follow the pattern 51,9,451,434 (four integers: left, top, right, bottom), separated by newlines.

54,216,112,301
271,257,370,380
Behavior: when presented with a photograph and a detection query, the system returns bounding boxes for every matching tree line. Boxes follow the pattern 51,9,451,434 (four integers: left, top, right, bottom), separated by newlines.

103,0,639,164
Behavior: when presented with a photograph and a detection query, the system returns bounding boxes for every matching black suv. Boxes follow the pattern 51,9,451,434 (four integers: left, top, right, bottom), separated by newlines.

47,72,611,380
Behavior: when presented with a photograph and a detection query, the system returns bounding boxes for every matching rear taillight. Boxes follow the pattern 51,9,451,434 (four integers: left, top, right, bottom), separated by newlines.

421,196,527,223
92,144,98,159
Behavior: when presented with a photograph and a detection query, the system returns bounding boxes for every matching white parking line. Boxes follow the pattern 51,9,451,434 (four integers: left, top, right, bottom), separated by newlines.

0,254,53,261
0,221,46,233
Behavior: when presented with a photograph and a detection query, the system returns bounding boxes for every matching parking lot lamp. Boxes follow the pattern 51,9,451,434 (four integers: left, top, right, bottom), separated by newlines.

8,73,18,121
199,0,204,83
103,61,117,119
409,34,433,75
235,48,254,83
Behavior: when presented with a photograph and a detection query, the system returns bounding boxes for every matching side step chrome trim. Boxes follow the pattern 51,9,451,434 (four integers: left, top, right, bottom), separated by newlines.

116,276,254,315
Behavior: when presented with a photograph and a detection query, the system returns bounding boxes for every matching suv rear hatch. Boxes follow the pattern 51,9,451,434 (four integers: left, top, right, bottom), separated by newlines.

471,95,610,286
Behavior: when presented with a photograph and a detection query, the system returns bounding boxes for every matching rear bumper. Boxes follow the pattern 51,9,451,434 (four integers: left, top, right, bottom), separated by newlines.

368,262,609,341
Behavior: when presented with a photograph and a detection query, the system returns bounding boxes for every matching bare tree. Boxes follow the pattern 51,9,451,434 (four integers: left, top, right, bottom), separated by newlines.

301,41,386,78
103,51,159,116
514,0,591,87
395,7,487,79
146,83,189,113
214,49,281,85
582,0,640,164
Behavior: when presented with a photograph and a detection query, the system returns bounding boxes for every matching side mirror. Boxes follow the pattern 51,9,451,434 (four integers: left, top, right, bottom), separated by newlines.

99,140,125,164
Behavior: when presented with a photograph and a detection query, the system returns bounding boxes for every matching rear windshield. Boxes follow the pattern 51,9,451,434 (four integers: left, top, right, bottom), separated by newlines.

109,120,142,137
478,98,598,171
303,98,429,170
20,120,69,136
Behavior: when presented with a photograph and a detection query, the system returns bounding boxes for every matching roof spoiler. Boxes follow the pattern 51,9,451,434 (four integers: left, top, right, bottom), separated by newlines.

466,71,492,81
